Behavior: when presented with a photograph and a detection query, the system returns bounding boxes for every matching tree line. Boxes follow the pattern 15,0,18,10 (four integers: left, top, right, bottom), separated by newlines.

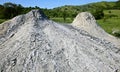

0,2,23,19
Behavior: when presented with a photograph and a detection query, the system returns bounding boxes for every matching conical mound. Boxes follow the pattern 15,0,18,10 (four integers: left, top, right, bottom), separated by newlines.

72,12,107,37
0,10,120,72
72,12,120,47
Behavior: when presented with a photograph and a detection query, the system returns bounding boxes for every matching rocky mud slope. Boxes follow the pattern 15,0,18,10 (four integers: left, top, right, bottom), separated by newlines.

0,9,120,72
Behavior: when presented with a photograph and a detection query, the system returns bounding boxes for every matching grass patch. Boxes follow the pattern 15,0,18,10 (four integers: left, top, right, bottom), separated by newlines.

104,10,120,18
50,18,73,23
0,19,7,24
97,10,120,37
97,18,120,36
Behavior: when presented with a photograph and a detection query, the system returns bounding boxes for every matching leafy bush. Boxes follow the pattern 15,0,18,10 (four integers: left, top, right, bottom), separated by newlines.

91,9,104,20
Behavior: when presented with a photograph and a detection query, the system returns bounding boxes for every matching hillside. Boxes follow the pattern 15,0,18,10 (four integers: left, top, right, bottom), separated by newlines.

0,1,117,23
43,1,116,18
52,1,116,12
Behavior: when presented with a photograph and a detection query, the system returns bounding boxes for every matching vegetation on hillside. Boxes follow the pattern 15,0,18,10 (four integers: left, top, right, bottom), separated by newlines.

0,1,118,21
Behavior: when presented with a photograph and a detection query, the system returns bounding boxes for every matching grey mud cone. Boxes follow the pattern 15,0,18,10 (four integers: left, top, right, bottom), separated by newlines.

72,12,120,47
0,10,120,72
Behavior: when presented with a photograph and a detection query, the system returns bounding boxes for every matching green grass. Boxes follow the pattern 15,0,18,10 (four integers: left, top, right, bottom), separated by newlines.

0,19,7,24
104,10,120,18
50,18,73,23
97,10,120,37
97,18,120,34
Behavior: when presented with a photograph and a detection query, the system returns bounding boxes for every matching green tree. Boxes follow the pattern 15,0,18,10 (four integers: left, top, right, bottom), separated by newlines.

91,9,104,20
115,0,120,9
63,8,67,22
0,5,4,18
2,2,23,19
15,4,23,15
